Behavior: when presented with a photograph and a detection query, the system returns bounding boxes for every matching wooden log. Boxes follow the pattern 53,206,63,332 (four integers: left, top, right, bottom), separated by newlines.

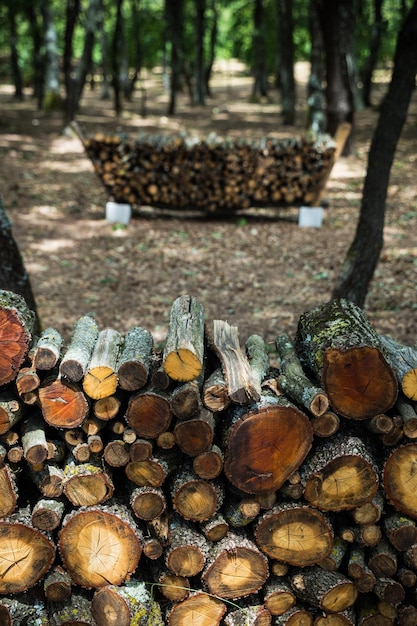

0,290,35,386
379,335,417,401
347,546,376,593
383,443,417,518
245,334,271,398
59,315,99,382
295,299,398,419
394,392,417,439
125,450,180,488
156,570,190,602
374,577,405,605
167,591,226,626
273,605,314,625
310,411,340,438
263,578,296,616
223,393,313,494
63,455,114,506
0,509,55,594
125,389,172,438
275,332,329,417
255,502,334,566
117,326,154,391
351,491,384,525
43,565,72,602
200,512,229,542
165,516,210,577
83,328,122,399
31,461,65,498
0,391,24,435
173,408,215,456
290,566,358,613
129,438,153,462
31,498,65,531
21,414,49,466
202,367,231,411
0,463,18,518
91,581,164,626
368,538,398,577
170,379,202,420
193,444,224,479
93,394,121,421
130,485,166,521
171,465,224,522
224,604,272,626
49,593,95,626
383,512,417,551
163,295,205,382
314,609,356,626
224,495,261,528
33,327,63,370
319,536,348,572
299,432,379,511
38,376,89,429
103,437,130,467
211,319,260,404
202,531,269,600
15,364,40,395
58,504,143,588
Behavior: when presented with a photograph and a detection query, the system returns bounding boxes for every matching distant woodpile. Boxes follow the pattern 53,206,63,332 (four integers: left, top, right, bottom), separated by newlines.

78,127,336,214
2,290,417,624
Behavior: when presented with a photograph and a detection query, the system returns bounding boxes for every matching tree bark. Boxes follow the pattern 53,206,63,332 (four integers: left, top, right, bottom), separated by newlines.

332,0,417,306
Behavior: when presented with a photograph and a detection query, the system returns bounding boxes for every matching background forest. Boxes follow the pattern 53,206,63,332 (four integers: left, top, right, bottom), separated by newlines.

0,0,417,346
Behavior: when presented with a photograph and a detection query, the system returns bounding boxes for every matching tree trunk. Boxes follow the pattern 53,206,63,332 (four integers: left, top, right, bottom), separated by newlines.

40,0,62,111
6,0,24,101
315,0,354,152
252,0,269,99
277,0,295,124
361,0,384,107
307,0,325,134
194,0,206,105
0,201,40,333
165,0,184,115
332,0,417,306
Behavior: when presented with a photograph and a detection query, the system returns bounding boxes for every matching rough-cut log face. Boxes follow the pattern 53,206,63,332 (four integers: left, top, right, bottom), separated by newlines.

38,378,89,429
0,309,31,386
173,480,219,522
168,592,226,626
0,465,17,518
323,346,398,419
0,522,54,594
255,505,333,566
59,509,142,588
224,405,313,494
125,392,172,438
303,455,378,511
383,443,417,519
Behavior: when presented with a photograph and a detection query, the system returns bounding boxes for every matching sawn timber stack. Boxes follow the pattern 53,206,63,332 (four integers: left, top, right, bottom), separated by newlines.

2,291,417,624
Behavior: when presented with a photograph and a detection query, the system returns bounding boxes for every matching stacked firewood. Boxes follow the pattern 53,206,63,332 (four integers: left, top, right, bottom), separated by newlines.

1,290,417,625
79,128,336,213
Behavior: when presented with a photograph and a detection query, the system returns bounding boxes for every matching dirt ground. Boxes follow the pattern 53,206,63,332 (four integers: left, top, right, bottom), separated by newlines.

1,63,416,351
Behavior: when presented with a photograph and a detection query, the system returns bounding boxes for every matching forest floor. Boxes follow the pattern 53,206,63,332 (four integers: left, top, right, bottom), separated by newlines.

0,61,416,351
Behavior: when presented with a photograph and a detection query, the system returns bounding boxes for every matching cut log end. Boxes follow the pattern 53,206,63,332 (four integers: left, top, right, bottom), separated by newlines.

323,347,398,420
163,348,202,382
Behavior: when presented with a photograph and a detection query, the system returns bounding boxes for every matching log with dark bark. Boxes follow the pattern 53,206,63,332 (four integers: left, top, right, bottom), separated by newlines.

290,567,358,613
295,299,398,419
223,393,313,494
33,327,63,370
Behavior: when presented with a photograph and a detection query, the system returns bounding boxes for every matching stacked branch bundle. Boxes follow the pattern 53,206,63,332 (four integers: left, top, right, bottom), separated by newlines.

2,290,417,624
80,129,336,214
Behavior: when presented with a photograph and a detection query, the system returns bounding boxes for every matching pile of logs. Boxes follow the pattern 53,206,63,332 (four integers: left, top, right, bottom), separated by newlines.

78,127,336,214
1,290,417,625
